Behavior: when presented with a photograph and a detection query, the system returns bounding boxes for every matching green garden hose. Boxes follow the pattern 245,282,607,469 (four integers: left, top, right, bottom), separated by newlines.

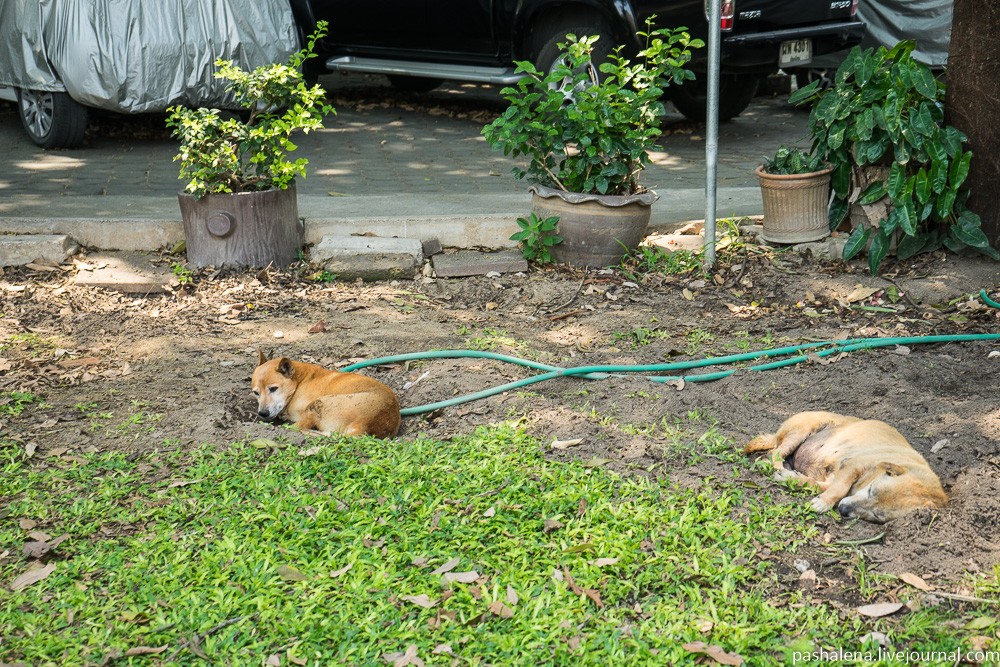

344,292,1000,417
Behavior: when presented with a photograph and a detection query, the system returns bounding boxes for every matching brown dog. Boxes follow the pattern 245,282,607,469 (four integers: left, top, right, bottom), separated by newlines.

744,411,947,523
252,351,400,438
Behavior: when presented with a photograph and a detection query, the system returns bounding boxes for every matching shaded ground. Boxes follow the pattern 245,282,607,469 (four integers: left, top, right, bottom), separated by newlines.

3,235,999,613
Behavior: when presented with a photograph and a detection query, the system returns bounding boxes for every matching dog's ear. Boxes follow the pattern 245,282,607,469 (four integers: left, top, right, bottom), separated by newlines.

881,462,907,477
256,349,272,367
276,358,294,378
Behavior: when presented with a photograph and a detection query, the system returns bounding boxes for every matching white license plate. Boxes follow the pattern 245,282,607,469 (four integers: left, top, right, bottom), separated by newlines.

779,39,812,68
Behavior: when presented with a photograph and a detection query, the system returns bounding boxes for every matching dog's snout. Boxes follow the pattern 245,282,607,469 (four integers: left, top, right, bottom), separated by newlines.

257,409,270,419
836,502,854,517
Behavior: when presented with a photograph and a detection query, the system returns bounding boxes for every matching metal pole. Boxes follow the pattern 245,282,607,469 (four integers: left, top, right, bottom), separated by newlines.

704,0,722,268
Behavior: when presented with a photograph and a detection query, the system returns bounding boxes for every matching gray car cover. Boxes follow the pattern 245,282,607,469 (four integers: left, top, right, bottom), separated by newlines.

0,0,298,112
810,0,952,68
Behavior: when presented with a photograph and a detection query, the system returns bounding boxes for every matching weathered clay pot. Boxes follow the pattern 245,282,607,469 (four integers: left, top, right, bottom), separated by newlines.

178,185,303,268
529,184,657,268
755,165,833,244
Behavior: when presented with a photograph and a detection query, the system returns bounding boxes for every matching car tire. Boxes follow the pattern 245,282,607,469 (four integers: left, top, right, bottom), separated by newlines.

386,75,443,93
531,16,617,76
16,88,88,149
669,74,760,122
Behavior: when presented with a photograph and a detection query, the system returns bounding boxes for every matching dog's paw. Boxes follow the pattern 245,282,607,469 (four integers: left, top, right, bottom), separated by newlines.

774,468,806,484
809,497,833,513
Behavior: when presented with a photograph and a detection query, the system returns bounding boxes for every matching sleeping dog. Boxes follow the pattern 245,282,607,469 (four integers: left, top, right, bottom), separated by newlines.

745,411,947,523
252,350,400,438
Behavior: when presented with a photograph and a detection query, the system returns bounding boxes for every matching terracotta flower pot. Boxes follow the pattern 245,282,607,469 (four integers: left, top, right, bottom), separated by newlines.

178,185,303,268
755,165,833,244
529,184,658,268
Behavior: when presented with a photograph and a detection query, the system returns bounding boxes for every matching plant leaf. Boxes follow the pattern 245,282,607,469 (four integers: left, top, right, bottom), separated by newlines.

843,225,871,260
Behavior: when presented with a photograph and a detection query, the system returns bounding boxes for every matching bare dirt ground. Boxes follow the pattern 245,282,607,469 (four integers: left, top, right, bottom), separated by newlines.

3,235,1000,610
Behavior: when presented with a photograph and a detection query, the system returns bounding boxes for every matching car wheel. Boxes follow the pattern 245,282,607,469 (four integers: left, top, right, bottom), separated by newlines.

16,88,88,149
531,17,617,76
669,74,760,122
386,75,443,93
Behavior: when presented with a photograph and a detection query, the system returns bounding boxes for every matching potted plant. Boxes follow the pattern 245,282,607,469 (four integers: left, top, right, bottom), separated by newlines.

166,23,333,268
789,40,998,273
754,145,833,244
482,19,703,268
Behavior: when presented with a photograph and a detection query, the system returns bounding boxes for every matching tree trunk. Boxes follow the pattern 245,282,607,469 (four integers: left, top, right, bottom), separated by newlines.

945,0,1000,245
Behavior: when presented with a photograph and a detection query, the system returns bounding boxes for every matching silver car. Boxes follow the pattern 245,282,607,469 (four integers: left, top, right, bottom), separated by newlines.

0,0,298,149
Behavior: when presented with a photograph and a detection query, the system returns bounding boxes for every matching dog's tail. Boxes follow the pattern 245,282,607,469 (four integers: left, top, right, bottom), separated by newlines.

743,433,777,455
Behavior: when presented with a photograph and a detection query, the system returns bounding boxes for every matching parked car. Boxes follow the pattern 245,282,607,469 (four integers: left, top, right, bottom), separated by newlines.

290,0,865,120
0,0,298,149
787,0,951,88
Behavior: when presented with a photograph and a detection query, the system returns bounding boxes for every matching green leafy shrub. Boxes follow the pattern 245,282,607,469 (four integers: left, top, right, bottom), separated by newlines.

510,213,562,264
761,146,826,175
482,19,702,196
789,41,998,273
166,23,334,198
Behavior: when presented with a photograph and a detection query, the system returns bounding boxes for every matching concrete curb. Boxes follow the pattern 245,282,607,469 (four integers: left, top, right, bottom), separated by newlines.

0,188,763,253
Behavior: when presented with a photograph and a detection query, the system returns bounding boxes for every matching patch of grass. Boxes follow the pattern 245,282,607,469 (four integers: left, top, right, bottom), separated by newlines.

1,333,56,357
465,327,533,356
610,326,671,349
620,244,703,280
0,426,987,666
619,411,742,465
685,329,715,356
0,391,39,417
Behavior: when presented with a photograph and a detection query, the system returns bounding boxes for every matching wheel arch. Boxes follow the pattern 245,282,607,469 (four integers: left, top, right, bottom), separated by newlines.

512,0,640,61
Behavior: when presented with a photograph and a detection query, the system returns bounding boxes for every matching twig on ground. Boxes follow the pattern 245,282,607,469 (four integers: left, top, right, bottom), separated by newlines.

166,613,259,662
545,275,587,316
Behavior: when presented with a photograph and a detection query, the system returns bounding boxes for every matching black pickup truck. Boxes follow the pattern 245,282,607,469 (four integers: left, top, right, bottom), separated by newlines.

290,0,864,120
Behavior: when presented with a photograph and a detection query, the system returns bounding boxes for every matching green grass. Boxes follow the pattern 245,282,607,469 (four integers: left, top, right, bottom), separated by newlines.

0,391,39,417
0,425,988,666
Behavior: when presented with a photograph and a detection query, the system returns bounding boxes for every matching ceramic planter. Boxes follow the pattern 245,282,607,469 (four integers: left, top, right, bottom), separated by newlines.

755,165,834,244
529,184,658,268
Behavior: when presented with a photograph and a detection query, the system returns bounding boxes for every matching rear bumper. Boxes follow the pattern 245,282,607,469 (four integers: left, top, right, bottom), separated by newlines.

712,20,866,74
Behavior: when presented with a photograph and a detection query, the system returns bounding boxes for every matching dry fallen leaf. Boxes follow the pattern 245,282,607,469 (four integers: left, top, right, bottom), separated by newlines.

401,594,437,609
506,585,519,605
682,288,694,300
167,479,203,488
277,565,308,582
591,558,619,568
308,321,327,334
483,507,496,518
384,644,424,667
10,562,56,591
329,563,353,578
856,602,905,618
430,557,460,576
899,572,933,591
267,654,281,667
543,519,564,534
57,356,100,369
488,600,514,619
18,519,37,530
431,644,452,655
682,641,745,666
124,646,168,657
443,571,479,584
844,285,880,304
551,438,584,450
